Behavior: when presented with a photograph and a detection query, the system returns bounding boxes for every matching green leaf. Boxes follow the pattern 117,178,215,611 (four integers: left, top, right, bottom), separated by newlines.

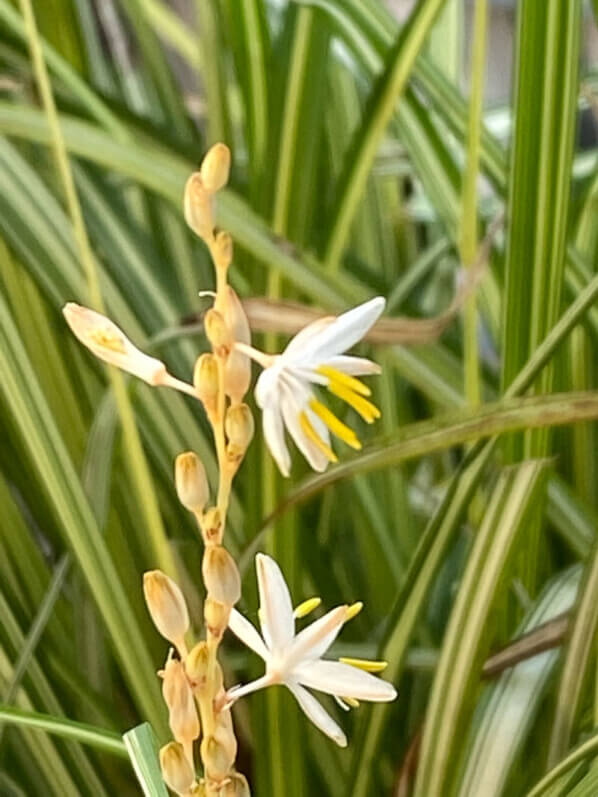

527,729,598,797
501,0,582,458
457,567,582,796
124,723,169,797
414,460,550,796
0,704,127,757
321,0,446,269
0,290,166,733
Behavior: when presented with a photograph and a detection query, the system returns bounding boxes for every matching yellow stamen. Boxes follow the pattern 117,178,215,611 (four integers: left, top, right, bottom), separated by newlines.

344,697,360,708
293,597,322,619
89,328,126,353
339,657,388,673
327,382,381,424
345,601,363,621
299,412,338,463
317,365,371,397
309,399,362,450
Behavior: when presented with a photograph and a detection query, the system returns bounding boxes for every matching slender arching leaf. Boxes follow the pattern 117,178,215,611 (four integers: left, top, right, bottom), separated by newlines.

124,723,169,797
414,460,550,796
0,705,127,757
0,291,166,734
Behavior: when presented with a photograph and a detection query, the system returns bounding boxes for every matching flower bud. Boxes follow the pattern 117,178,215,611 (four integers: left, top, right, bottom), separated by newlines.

175,452,209,513
200,506,222,545
200,143,231,193
194,353,219,413
204,597,230,640
186,641,223,693
160,742,196,795
213,230,233,270
225,404,254,460
143,571,189,647
63,303,167,385
200,732,236,782
205,309,232,357
202,546,241,606
222,288,251,404
184,173,214,240
220,773,251,797
162,656,200,744
186,641,209,686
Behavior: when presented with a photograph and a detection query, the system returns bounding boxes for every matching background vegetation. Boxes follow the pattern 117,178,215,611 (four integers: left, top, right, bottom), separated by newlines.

1,0,598,794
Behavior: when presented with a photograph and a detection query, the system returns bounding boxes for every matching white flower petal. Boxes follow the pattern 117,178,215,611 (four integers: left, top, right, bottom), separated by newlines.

262,403,291,477
286,682,347,747
228,609,269,661
286,606,347,668
295,660,397,702
322,355,382,376
283,316,335,357
227,673,274,701
255,363,281,409
256,554,295,653
290,297,385,365
279,379,328,473
63,303,166,385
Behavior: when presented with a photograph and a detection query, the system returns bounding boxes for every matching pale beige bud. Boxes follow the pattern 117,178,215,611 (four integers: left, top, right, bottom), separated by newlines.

186,641,209,685
205,309,232,357
200,732,236,781
143,571,189,646
194,353,219,413
200,506,222,545
213,230,233,270
184,173,214,240
225,404,254,460
202,546,241,606
222,288,251,404
204,597,230,640
175,452,209,512
200,143,231,193
220,773,251,797
63,303,167,385
186,641,223,693
162,657,200,744
160,742,196,795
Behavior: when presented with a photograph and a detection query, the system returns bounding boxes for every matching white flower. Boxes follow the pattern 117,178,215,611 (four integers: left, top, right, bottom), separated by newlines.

226,553,397,747
236,297,385,476
63,303,196,396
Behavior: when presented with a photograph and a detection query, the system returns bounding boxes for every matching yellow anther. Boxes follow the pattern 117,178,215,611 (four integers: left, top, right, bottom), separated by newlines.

326,382,381,424
309,399,362,450
345,601,363,621
300,412,338,463
339,657,388,673
344,697,360,708
89,328,126,354
294,597,322,619
317,365,371,397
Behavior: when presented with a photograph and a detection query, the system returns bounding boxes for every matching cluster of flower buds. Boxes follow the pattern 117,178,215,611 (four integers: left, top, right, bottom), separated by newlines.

144,567,242,794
